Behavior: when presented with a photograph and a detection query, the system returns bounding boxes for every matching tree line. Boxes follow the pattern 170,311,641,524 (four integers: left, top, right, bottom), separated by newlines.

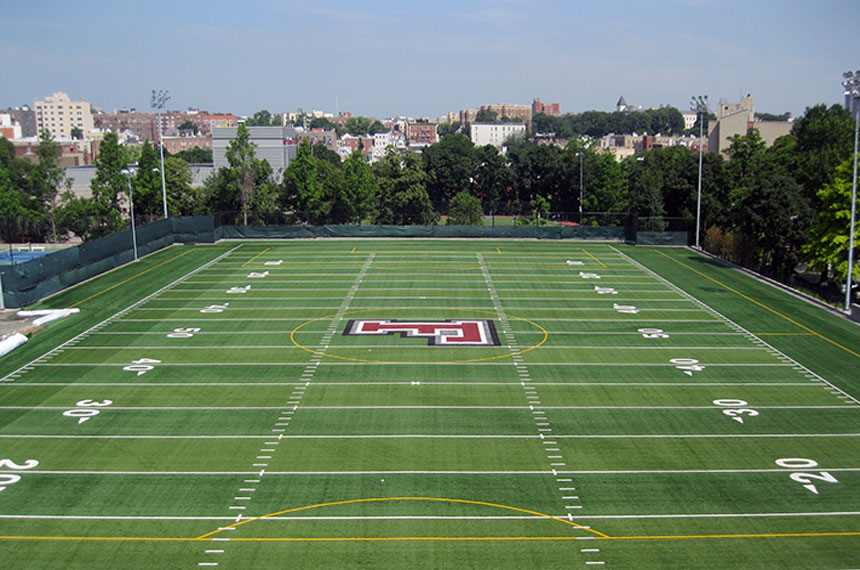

0,103,857,293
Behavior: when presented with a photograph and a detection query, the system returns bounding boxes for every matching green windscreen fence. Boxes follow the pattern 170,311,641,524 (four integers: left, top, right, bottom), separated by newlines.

213,224,628,240
0,215,686,308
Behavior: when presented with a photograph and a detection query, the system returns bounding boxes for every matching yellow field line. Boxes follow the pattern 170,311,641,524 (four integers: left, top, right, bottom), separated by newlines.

753,333,816,336
652,249,860,360
580,248,607,268
196,496,608,540
601,531,860,541
241,247,271,267
66,250,195,309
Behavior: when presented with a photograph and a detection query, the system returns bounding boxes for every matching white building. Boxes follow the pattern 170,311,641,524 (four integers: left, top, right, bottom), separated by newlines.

0,113,23,139
470,122,526,148
34,92,94,139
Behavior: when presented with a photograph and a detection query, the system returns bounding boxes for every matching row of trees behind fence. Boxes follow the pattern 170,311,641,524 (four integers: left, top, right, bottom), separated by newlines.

0,103,857,290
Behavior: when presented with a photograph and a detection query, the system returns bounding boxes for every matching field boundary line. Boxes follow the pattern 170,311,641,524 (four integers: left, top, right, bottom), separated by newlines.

0,245,243,383
650,248,860,360
611,245,860,406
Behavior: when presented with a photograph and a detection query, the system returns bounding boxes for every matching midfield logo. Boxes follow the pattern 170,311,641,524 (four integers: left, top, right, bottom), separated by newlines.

343,319,500,347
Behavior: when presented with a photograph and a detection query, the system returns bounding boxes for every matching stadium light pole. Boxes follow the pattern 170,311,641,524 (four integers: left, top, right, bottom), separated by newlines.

151,89,170,219
690,95,709,249
120,167,139,261
842,71,860,313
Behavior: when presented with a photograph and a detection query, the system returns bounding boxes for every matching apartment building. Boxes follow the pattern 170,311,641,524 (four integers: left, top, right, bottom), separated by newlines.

532,98,560,116
470,122,526,148
34,92,94,139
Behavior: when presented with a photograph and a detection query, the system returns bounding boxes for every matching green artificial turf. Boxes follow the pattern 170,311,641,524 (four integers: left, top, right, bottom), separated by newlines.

0,240,858,568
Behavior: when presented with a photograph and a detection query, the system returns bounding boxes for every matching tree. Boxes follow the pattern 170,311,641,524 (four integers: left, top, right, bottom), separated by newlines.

70,126,84,140
475,109,497,123
422,134,477,213
90,131,127,211
506,143,565,210
133,140,162,220
473,144,511,215
344,116,374,136
312,143,341,166
623,152,665,229
803,158,860,283
31,130,69,241
308,117,337,131
372,152,438,225
163,156,197,216
225,123,258,225
0,164,30,241
791,104,854,207
177,120,198,134
342,150,376,224
447,191,483,225
281,139,323,221
369,120,387,134
246,110,279,127
437,121,462,138
737,174,812,279
173,146,213,164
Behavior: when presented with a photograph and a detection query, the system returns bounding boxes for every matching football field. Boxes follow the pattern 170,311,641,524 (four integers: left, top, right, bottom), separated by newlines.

1,240,859,568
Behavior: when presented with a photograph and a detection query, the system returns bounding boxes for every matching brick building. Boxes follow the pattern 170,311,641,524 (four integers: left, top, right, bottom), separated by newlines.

532,98,560,116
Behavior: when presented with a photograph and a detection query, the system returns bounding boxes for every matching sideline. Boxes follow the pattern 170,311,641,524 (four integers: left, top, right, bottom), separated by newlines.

67,249,196,309
650,249,860,361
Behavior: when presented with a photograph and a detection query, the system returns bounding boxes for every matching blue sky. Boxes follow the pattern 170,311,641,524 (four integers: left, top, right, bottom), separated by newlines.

2,0,858,119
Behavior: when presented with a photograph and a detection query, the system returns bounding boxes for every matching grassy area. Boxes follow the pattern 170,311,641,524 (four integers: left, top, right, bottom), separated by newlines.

0,240,858,568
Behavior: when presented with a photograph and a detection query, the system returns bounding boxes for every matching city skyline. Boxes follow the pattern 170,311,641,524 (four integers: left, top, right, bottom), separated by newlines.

2,0,858,119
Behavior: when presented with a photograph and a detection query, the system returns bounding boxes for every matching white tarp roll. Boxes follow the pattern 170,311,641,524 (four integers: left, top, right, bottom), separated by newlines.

0,332,27,357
